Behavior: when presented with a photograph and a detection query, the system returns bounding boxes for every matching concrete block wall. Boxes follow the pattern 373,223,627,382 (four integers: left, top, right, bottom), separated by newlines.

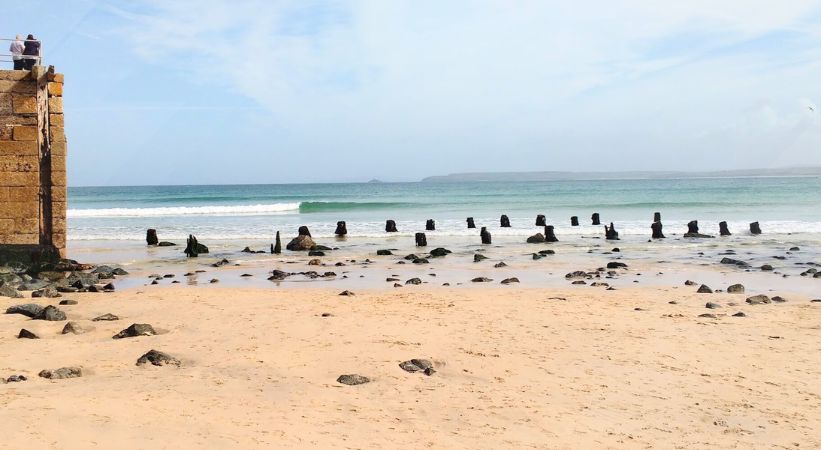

0,66,66,262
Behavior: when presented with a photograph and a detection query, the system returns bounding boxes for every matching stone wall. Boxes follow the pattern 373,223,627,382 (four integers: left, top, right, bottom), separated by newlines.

0,66,66,263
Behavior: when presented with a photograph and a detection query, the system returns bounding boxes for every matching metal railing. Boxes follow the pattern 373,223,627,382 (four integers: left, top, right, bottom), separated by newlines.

0,37,43,68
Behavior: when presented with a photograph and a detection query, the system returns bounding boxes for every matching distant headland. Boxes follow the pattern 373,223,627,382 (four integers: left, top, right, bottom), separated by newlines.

420,167,821,182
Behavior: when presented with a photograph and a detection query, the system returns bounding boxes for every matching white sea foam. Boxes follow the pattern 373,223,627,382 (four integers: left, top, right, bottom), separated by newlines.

68,203,301,218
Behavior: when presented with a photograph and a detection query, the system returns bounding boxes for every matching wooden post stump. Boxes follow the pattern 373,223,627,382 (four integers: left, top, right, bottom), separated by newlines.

651,221,665,239
653,212,661,222
571,216,579,226
592,213,601,225
480,227,492,244
415,232,427,247
273,231,282,254
466,217,476,229
749,222,762,235
385,220,398,233
426,219,435,231
719,221,731,236
605,222,619,240
545,225,558,242
500,215,511,227
146,229,158,246
298,226,311,237
334,221,347,236
535,215,546,226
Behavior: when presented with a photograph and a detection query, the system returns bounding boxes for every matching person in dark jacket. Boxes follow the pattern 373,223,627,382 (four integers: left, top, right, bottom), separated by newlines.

22,34,40,70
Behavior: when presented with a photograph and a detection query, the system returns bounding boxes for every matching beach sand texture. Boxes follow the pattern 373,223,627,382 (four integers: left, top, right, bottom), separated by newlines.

1,286,819,449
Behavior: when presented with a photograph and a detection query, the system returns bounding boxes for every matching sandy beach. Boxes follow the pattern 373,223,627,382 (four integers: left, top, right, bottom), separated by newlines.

2,284,819,449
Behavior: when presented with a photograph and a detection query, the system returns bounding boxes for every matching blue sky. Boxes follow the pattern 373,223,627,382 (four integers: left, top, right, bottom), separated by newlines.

3,0,821,186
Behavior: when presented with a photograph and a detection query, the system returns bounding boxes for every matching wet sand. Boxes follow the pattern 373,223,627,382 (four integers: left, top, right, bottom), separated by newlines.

2,285,820,449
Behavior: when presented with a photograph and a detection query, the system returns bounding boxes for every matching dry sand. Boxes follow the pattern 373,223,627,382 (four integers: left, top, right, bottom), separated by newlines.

1,285,820,449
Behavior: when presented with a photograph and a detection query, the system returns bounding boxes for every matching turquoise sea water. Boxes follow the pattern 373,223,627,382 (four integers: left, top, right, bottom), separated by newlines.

67,177,821,241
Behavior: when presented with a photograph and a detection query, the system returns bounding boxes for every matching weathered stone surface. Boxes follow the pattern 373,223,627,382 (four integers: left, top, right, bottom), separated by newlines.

760,264,773,271
376,249,393,256
727,284,745,294
705,302,721,309
337,374,370,385
92,313,119,322
429,248,451,257
113,323,156,339
697,284,713,294
0,284,23,298
61,321,85,334
36,305,66,321
6,303,43,317
58,299,77,305
606,262,628,269
526,233,545,244
471,277,492,283
39,367,82,379
31,286,61,298
286,235,315,251
399,359,434,374
473,254,488,262
18,328,38,339
405,278,422,285
720,257,749,267
338,290,354,297
746,295,771,305
501,277,520,284
136,350,180,367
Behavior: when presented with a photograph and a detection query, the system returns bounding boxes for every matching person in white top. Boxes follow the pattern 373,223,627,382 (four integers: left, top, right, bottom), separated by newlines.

9,35,24,70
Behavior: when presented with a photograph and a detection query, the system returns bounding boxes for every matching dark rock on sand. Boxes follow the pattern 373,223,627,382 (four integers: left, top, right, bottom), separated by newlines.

113,323,157,339
544,225,558,242
591,213,601,225
746,295,771,305
334,221,347,236
526,233,545,244
376,250,393,256
772,296,787,303
404,254,419,261
6,375,27,382
136,350,181,367
684,280,697,286
412,258,429,264
565,271,588,279
39,367,82,379
474,254,488,262
157,241,176,246
705,302,721,309
471,277,492,283
697,284,713,293
466,217,476,228
698,313,717,319
606,262,628,269
572,280,587,285
337,374,370,385
6,303,44,318
286,235,315,251
720,257,749,267
31,286,61,298
719,221,731,236
273,231,282,254
500,215,511,227
59,299,78,305
760,264,774,271
732,312,746,317
399,359,435,375
604,222,619,240
308,250,325,257
62,321,86,335
727,284,745,294
0,284,23,298
501,277,520,284
36,305,66,321
405,278,422,285
92,313,119,322
338,290,354,296
18,328,39,339
429,248,451,257
494,262,507,268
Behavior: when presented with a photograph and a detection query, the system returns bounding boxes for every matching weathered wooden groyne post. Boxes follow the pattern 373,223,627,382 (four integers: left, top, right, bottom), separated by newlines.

425,219,435,231
480,227,492,244
591,213,601,226
500,215,511,227
385,220,398,233
466,217,475,229
334,221,347,236
415,232,427,247
535,215,546,226
651,221,665,239
653,212,661,222
570,216,579,226
146,229,158,246
749,222,762,235
0,66,67,264
605,222,619,240
544,225,558,242
719,221,731,236
273,231,282,254
298,226,311,237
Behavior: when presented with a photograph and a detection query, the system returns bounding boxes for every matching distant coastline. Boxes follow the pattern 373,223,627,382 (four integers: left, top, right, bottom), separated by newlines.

421,167,821,183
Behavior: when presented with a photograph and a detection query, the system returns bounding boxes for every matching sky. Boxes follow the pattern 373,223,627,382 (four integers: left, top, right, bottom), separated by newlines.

3,0,821,186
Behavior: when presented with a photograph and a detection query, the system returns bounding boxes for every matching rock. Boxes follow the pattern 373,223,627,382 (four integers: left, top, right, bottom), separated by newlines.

376,250,393,256
415,232,427,247
760,264,773,271
732,312,746,317
544,225,558,242
746,295,771,305
385,220,398,233
473,254,488,262
698,313,717,319
404,254,419,261
480,227,492,244
62,321,86,335
526,233,545,244
338,290,354,296
531,253,543,261
241,246,254,253
157,241,176,246
412,258,429,264
571,280,587,285
604,222,619,240
308,259,321,266
591,213,601,226
286,235,315,251
39,367,82,379
399,359,434,374
571,216,579,226
269,269,289,280
308,250,325,257
651,221,665,239
606,262,628,269
684,220,714,238
405,278,422,285
6,303,44,318
113,323,157,339
18,328,39,339
425,219,435,231
334,221,347,236
719,221,731,236
337,374,370,385
684,280,697,286
210,278,219,283
501,277,520,284
471,277,492,283
705,302,721,309
494,262,507,268
0,284,23,298
466,217,476,228
92,313,119,322
297,225,311,237
136,350,180,367
183,235,208,257
6,375,27,382
429,248,451,257
146,229,159,245
31,286,61,298
565,271,588,279
720,257,749,267
58,299,78,305
697,284,713,293
789,246,800,251
771,296,787,303
749,221,762,235
273,231,282,254
36,305,66,321
500,215,511,227
727,284,745,294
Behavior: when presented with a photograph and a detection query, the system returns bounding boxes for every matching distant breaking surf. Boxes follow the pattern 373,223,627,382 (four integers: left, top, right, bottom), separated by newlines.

68,203,301,218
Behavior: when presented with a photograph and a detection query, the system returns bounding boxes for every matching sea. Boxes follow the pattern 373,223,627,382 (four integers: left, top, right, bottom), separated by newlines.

68,177,821,241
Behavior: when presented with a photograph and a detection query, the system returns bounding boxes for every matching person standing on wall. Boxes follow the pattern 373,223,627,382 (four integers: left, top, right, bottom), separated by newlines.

9,35,24,70
22,34,40,70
